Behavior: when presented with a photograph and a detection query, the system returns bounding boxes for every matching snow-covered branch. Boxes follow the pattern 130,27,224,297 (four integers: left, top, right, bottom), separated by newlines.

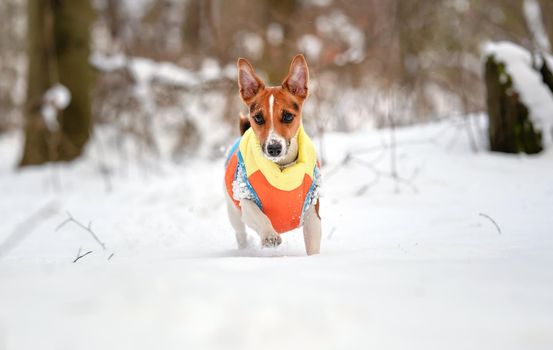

90,53,236,90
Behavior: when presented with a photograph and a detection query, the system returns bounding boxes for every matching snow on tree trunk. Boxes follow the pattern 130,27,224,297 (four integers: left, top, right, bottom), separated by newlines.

484,42,553,154
485,55,543,154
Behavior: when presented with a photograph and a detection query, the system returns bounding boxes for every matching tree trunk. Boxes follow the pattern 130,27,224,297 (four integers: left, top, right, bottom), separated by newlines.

261,0,296,85
538,0,553,47
182,0,201,53
20,0,93,166
52,0,94,161
105,0,121,40
540,57,553,93
182,0,219,57
19,0,54,166
485,56,543,154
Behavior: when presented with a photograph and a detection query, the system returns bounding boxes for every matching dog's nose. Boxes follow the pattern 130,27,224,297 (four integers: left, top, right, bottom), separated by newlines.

267,143,282,157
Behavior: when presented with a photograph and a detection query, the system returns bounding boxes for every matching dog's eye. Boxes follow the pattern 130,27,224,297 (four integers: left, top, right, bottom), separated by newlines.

282,111,294,124
252,112,265,125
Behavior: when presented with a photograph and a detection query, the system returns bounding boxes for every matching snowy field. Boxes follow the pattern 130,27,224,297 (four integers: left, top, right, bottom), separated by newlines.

1,118,552,350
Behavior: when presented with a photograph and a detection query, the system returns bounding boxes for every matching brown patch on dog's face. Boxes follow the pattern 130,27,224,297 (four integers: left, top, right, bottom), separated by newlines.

237,55,309,161
246,88,303,146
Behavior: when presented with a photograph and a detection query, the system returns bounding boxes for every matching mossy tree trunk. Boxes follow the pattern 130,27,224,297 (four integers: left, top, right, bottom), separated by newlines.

20,0,93,166
485,56,543,154
540,57,553,94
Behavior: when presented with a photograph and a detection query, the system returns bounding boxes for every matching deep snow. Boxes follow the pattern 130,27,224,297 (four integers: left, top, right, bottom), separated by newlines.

0,118,552,350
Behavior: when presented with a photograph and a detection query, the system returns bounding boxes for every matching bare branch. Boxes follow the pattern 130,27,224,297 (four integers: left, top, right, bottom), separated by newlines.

387,92,399,194
73,250,93,263
351,156,419,194
479,213,502,234
355,172,381,196
55,217,72,231
56,212,107,250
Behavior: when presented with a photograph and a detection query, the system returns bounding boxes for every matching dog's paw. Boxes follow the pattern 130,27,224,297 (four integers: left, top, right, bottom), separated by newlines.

262,233,282,248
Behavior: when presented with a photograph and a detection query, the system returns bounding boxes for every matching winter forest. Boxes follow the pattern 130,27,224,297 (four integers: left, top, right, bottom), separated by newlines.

1,0,552,349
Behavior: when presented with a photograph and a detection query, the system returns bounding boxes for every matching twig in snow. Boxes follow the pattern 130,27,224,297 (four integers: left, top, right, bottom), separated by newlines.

348,91,419,195
355,172,381,196
56,212,107,250
479,213,502,234
107,253,114,260
73,248,93,263
351,156,419,194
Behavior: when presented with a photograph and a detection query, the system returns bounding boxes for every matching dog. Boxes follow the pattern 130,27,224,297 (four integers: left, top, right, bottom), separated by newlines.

224,54,322,255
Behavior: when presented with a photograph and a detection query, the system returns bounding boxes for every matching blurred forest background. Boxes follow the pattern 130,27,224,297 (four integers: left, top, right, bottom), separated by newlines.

3,2,553,347
0,0,552,166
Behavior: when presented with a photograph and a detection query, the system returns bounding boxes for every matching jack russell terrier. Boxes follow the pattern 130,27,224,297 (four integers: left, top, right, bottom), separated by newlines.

224,54,321,255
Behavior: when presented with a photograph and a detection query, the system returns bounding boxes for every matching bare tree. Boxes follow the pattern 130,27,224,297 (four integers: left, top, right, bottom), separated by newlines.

20,0,94,166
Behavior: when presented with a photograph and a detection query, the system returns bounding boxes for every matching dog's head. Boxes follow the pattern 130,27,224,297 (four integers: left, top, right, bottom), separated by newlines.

237,54,309,163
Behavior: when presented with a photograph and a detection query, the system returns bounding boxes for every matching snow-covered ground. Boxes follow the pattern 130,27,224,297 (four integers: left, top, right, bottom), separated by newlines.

1,118,552,350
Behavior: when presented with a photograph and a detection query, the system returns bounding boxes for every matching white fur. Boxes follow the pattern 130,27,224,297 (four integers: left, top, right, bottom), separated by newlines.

302,206,321,255
277,134,298,167
239,198,282,247
226,193,248,249
269,94,274,121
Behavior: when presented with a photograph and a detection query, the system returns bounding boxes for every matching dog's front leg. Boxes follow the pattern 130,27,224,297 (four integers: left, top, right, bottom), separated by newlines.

239,199,282,247
303,206,321,255
226,194,248,249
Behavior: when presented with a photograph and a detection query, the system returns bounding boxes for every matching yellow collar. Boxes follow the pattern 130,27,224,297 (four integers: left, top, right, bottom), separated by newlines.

239,125,317,191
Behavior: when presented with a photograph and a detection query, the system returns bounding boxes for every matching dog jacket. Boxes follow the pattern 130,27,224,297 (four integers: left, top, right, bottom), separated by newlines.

225,125,320,234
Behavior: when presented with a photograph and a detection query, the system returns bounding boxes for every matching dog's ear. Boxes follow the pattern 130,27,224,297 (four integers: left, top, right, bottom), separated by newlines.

237,58,264,102
282,54,309,98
